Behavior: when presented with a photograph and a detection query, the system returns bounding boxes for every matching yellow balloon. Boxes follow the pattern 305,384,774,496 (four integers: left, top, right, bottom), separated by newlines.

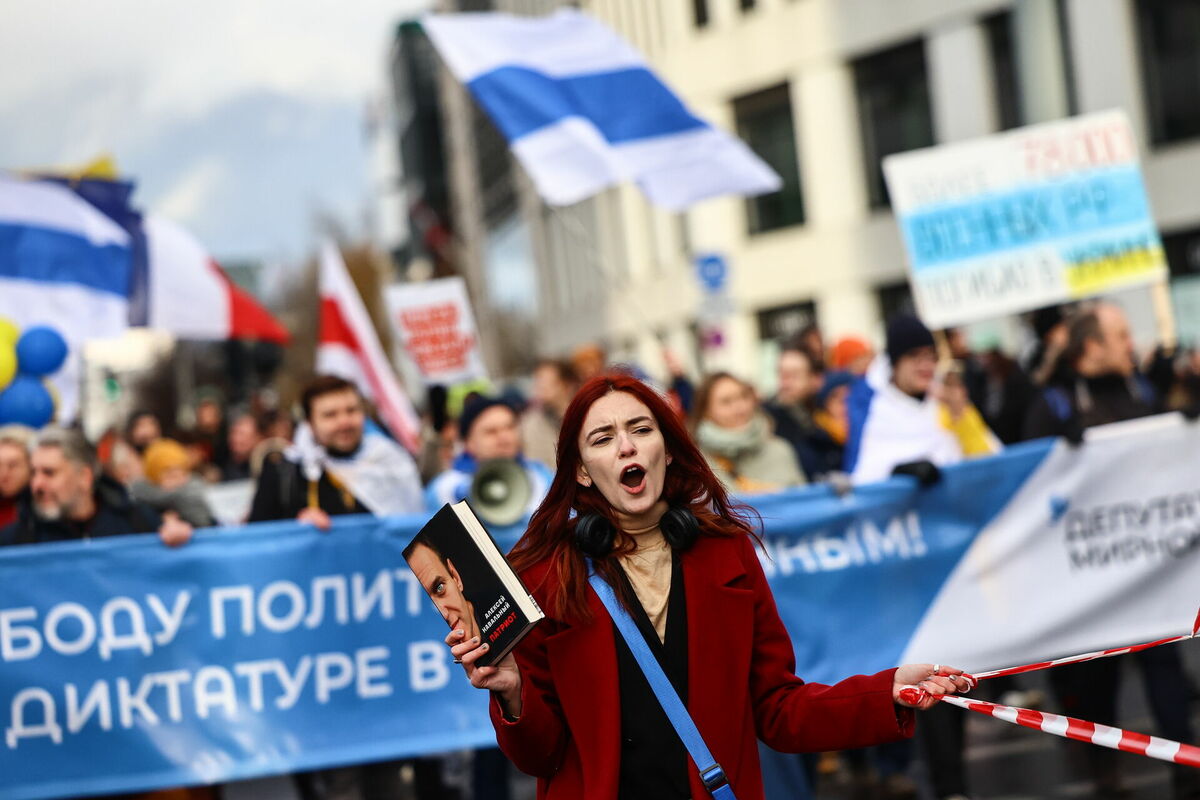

0,344,15,391
0,318,17,348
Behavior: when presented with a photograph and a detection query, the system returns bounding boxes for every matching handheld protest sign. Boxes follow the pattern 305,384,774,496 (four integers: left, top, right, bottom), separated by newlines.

384,277,488,388
883,109,1168,329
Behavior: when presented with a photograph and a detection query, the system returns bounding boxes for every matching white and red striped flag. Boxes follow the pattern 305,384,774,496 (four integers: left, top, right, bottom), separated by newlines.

316,241,421,453
145,215,290,345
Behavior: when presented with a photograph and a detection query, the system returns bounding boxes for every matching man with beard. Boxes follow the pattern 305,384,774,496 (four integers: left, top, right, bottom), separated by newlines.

1024,302,1155,438
0,427,192,547
1023,303,1198,800
246,375,436,800
248,375,423,526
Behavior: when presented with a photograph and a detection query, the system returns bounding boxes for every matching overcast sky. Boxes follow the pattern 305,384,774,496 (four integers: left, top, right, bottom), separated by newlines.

1,1,429,265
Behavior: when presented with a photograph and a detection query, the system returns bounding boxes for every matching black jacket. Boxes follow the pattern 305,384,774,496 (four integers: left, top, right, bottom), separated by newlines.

0,476,162,547
765,399,841,480
1022,369,1157,441
247,452,362,523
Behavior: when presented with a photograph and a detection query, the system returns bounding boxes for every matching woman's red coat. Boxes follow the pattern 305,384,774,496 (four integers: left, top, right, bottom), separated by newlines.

490,532,914,799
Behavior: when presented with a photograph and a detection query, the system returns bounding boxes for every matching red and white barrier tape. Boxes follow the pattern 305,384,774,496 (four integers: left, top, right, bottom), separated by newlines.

898,607,1200,766
969,608,1200,682
938,695,1200,768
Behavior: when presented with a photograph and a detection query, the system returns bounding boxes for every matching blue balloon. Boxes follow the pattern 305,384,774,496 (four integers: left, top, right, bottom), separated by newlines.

0,376,54,428
16,326,68,377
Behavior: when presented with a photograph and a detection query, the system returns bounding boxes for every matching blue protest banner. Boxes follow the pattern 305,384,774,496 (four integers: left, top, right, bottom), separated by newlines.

4,415,1199,799
0,514,525,799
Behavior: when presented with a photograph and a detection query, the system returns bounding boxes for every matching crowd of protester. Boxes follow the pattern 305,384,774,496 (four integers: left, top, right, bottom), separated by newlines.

1,298,1200,799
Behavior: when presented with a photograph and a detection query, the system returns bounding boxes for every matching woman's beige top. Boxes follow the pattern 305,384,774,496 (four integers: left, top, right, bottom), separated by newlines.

617,523,672,642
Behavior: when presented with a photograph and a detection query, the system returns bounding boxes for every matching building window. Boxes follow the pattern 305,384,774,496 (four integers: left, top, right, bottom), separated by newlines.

877,281,915,322
1055,0,1079,116
853,39,935,209
757,301,817,345
755,301,817,390
734,84,805,234
1136,0,1200,145
1163,227,1200,279
470,102,517,227
1164,226,1200,349
677,212,691,257
984,12,1022,130
693,0,709,28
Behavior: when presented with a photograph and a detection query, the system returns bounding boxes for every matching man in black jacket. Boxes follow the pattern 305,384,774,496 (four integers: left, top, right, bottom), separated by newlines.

248,375,422,528
248,375,440,800
1023,304,1197,799
1023,303,1155,440
0,427,192,548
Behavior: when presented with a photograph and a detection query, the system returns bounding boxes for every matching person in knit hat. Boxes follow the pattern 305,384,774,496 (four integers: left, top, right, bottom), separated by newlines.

829,336,875,375
142,438,191,487
844,314,964,485
424,394,553,515
810,370,856,469
842,314,997,800
130,439,216,528
423,393,555,800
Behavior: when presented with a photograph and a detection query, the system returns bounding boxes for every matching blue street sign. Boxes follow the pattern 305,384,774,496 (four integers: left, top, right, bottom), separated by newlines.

694,253,728,292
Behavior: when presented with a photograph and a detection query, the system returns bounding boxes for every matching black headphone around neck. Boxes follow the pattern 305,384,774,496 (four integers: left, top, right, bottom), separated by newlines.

573,506,700,558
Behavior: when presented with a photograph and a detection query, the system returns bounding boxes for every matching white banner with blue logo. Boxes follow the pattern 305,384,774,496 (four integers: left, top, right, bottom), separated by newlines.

2,415,1197,798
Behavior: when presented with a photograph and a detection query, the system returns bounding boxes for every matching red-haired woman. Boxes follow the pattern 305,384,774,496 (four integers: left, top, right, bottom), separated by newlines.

447,373,968,800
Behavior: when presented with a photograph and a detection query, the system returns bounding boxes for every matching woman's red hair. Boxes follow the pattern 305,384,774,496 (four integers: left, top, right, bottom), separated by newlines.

509,372,757,623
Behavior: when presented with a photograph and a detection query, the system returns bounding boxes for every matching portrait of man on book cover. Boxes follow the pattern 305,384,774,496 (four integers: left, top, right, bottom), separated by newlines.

405,530,484,642
405,502,545,667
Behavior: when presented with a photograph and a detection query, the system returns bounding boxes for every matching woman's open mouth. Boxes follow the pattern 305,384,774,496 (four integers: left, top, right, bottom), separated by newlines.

619,465,646,495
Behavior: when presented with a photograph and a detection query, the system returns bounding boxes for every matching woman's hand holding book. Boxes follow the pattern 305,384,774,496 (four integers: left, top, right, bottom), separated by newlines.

447,627,523,718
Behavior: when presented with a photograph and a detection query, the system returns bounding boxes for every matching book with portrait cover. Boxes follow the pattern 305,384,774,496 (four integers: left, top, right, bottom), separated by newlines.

404,501,544,667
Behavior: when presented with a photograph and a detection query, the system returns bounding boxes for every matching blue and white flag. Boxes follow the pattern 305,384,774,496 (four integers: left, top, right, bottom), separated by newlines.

0,175,132,342
422,9,781,209
0,175,134,419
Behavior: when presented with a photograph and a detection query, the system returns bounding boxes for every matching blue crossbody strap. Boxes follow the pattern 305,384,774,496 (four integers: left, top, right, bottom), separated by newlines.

587,560,737,800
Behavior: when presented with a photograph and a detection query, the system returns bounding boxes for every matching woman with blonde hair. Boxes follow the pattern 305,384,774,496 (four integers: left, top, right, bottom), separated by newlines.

690,372,804,494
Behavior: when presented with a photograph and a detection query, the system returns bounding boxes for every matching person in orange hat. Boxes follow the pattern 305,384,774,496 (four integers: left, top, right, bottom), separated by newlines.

131,439,215,528
829,336,874,375
570,343,607,382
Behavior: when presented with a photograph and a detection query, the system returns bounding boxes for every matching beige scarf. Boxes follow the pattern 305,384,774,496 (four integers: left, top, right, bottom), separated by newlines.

617,522,673,642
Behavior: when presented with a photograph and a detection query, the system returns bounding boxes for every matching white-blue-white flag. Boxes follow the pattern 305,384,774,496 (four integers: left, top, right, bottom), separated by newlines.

0,175,134,419
422,9,782,210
